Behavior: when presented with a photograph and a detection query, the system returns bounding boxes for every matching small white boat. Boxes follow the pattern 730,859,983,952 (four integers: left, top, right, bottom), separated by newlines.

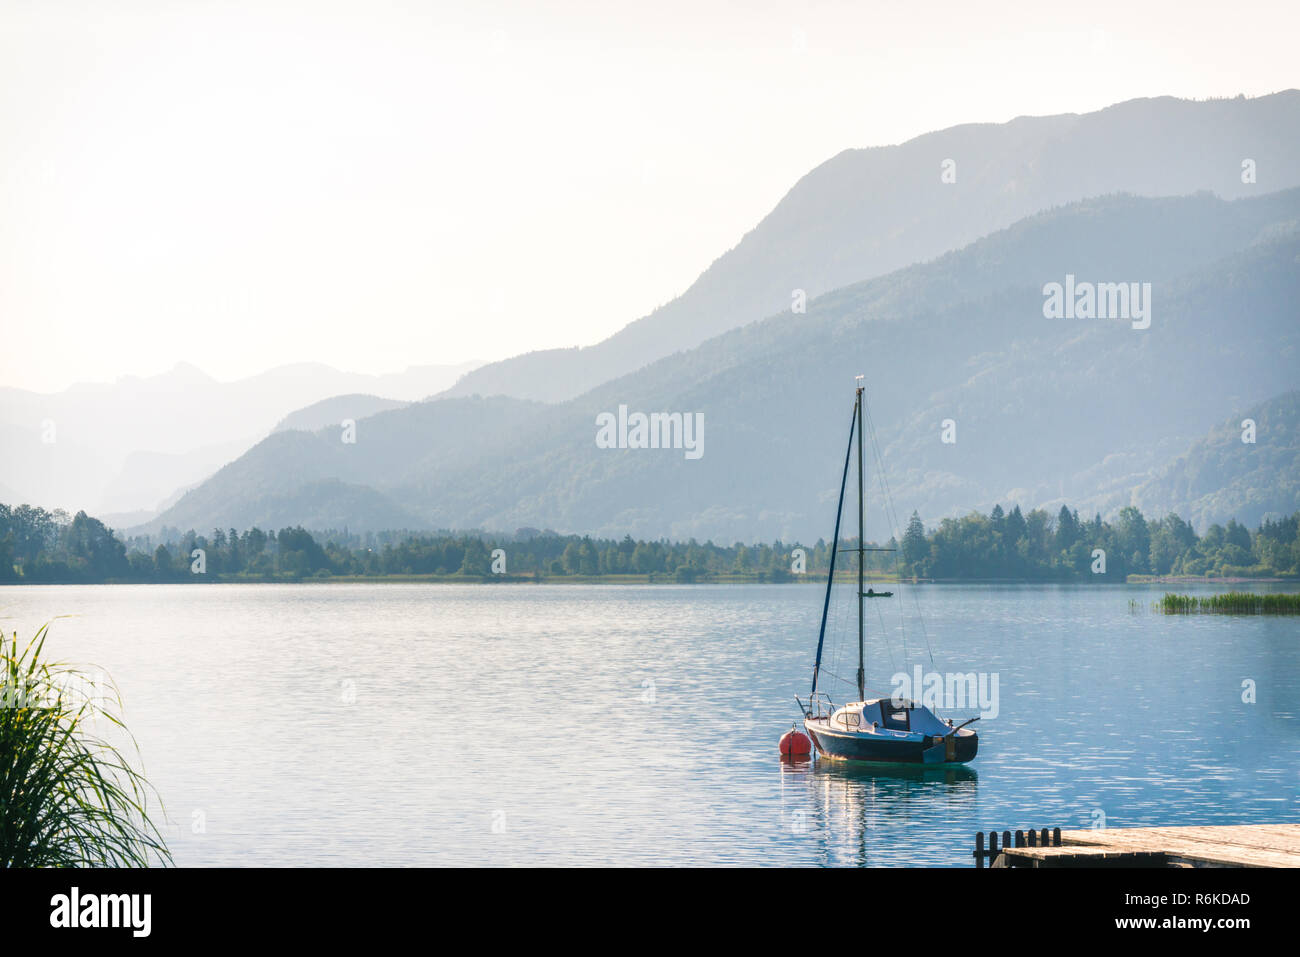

803,695,978,764
794,379,979,765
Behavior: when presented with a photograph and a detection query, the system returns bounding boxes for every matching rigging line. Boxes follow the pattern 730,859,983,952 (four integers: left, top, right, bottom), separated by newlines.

852,416,904,686
861,398,910,668
830,568,852,685
862,392,936,667
831,567,854,689
873,599,898,675
830,515,856,691
862,399,906,571
873,429,915,670
829,589,845,687
819,669,860,690
811,401,858,698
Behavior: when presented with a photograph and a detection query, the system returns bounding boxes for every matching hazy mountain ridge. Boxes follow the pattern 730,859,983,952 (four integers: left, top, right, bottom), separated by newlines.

1120,391,1300,530
140,188,1300,541
273,394,410,433
143,395,548,534
442,91,1300,404
0,360,481,515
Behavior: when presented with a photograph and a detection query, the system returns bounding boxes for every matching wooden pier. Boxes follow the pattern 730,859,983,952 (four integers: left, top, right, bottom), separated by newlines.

975,824,1300,868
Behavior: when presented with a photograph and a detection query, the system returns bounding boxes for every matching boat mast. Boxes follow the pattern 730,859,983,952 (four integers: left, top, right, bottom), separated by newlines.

810,394,857,701
855,376,865,702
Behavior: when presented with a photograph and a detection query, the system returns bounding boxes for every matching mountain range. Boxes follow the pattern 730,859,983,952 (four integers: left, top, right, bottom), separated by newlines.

8,92,1296,544
0,361,480,520
442,91,1300,404
140,186,1300,542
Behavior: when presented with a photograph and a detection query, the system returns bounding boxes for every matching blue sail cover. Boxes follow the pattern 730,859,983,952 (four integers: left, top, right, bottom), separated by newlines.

855,699,953,737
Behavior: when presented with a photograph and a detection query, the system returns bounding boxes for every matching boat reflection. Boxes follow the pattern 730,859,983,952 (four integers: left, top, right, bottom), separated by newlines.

779,754,979,866
815,759,978,786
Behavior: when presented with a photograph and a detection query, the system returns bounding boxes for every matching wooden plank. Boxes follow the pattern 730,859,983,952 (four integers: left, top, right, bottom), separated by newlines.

1002,846,1149,861
1047,824,1300,868
995,846,1171,868
1062,824,1300,855
1065,844,1293,868
1062,823,1300,844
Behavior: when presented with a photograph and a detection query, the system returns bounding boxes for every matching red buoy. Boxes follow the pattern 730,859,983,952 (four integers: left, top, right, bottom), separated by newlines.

779,727,812,756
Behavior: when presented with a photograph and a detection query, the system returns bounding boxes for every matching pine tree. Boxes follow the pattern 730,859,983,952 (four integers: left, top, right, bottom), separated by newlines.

902,511,926,571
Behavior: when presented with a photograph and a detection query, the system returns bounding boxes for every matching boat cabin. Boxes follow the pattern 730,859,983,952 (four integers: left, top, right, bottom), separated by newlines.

827,698,953,737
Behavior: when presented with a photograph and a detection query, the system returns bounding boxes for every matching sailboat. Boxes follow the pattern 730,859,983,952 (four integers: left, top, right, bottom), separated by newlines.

795,379,979,765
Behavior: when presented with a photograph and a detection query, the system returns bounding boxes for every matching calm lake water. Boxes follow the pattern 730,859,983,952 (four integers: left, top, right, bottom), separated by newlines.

2,582,1297,866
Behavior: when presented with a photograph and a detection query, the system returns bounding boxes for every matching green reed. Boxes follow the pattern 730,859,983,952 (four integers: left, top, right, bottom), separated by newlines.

1159,592,1300,615
0,623,171,867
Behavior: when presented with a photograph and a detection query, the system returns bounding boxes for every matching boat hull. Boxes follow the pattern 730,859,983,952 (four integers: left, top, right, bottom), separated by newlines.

805,722,978,765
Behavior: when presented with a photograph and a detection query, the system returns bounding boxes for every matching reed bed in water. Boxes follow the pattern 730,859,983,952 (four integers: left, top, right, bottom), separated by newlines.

1159,592,1300,615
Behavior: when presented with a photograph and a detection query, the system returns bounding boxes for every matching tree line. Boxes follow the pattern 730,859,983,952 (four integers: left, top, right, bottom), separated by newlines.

901,505,1299,581
1,501,1297,584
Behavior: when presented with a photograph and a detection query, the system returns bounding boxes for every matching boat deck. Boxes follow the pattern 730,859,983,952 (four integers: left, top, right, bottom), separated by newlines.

991,824,1300,868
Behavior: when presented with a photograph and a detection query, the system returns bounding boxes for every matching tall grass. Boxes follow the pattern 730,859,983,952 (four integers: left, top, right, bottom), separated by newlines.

0,623,171,867
1159,592,1300,615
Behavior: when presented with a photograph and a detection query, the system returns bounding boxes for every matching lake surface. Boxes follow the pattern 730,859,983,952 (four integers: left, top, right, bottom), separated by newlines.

2,583,1297,866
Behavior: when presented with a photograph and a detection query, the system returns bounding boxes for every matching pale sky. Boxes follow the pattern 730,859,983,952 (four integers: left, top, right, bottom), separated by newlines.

2,0,1297,393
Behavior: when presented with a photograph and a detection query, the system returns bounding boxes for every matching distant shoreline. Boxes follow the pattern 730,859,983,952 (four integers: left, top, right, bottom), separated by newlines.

3,574,1295,587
